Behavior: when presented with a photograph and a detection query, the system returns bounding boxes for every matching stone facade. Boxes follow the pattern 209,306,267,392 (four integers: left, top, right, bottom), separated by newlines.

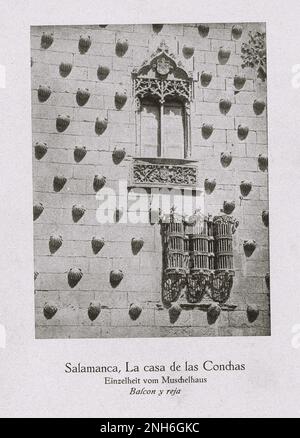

31,23,270,338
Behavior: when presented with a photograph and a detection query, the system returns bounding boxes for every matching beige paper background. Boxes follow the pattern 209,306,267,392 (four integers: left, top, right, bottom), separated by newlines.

0,0,299,417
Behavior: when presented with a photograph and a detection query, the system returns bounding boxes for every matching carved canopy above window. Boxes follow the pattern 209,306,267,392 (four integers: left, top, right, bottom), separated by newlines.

132,40,194,104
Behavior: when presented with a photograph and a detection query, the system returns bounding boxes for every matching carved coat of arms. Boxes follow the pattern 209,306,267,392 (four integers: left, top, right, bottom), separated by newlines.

156,57,171,76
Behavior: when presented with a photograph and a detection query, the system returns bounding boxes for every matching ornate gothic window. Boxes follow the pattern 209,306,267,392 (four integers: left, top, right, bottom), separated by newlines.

132,41,193,159
130,42,198,190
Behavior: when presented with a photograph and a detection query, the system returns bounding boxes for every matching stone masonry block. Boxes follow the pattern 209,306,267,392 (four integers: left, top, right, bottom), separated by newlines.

202,89,232,103
32,48,72,66
49,38,80,53
234,90,257,105
195,101,222,115
210,39,236,53
216,64,239,77
95,291,128,309
230,104,255,117
34,161,74,178
111,256,141,273
35,291,60,306
256,131,268,144
58,290,95,307
199,115,235,130
35,255,89,274
207,28,232,40
232,156,260,172
244,260,269,277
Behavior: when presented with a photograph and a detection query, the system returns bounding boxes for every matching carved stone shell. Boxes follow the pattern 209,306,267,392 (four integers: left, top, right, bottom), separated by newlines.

232,25,243,40
129,303,142,320
38,85,51,102
115,90,127,109
68,267,83,288
198,24,209,37
56,114,70,132
91,237,105,254
240,180,252,197
182,44,195,58
88,301,101,321
222,200,235,215
59,62,72,77
265,273,270,291
72,204,86,222
200,71,213,87
97,65,110,80
110,269,124,287
112,147,126,164
33,202,44,221
218,47,231,64
114,208,123,223
115,39,128,56
258,154,268,171
93,175,106,192
204,178,216,194
74,146,87,163
219,98,232,115
247,304,259,322
234,75,246,90
95,117,108,135
53,176,67,192
243,239,257,256
76,88,90,106
49,234,63,254
237,124,249,140
253,98,266,115
169,303,182,324
78,35,91,54
34,142,48,160
131,237,144,255
41,32,54,49
220,151,232,167
207,303,221,323
262,210,269,227
43,302,58,319
202,123,214,139
152,24,163,33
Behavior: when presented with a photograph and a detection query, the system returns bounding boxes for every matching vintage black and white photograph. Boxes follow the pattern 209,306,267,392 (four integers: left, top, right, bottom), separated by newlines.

31,22,269,339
